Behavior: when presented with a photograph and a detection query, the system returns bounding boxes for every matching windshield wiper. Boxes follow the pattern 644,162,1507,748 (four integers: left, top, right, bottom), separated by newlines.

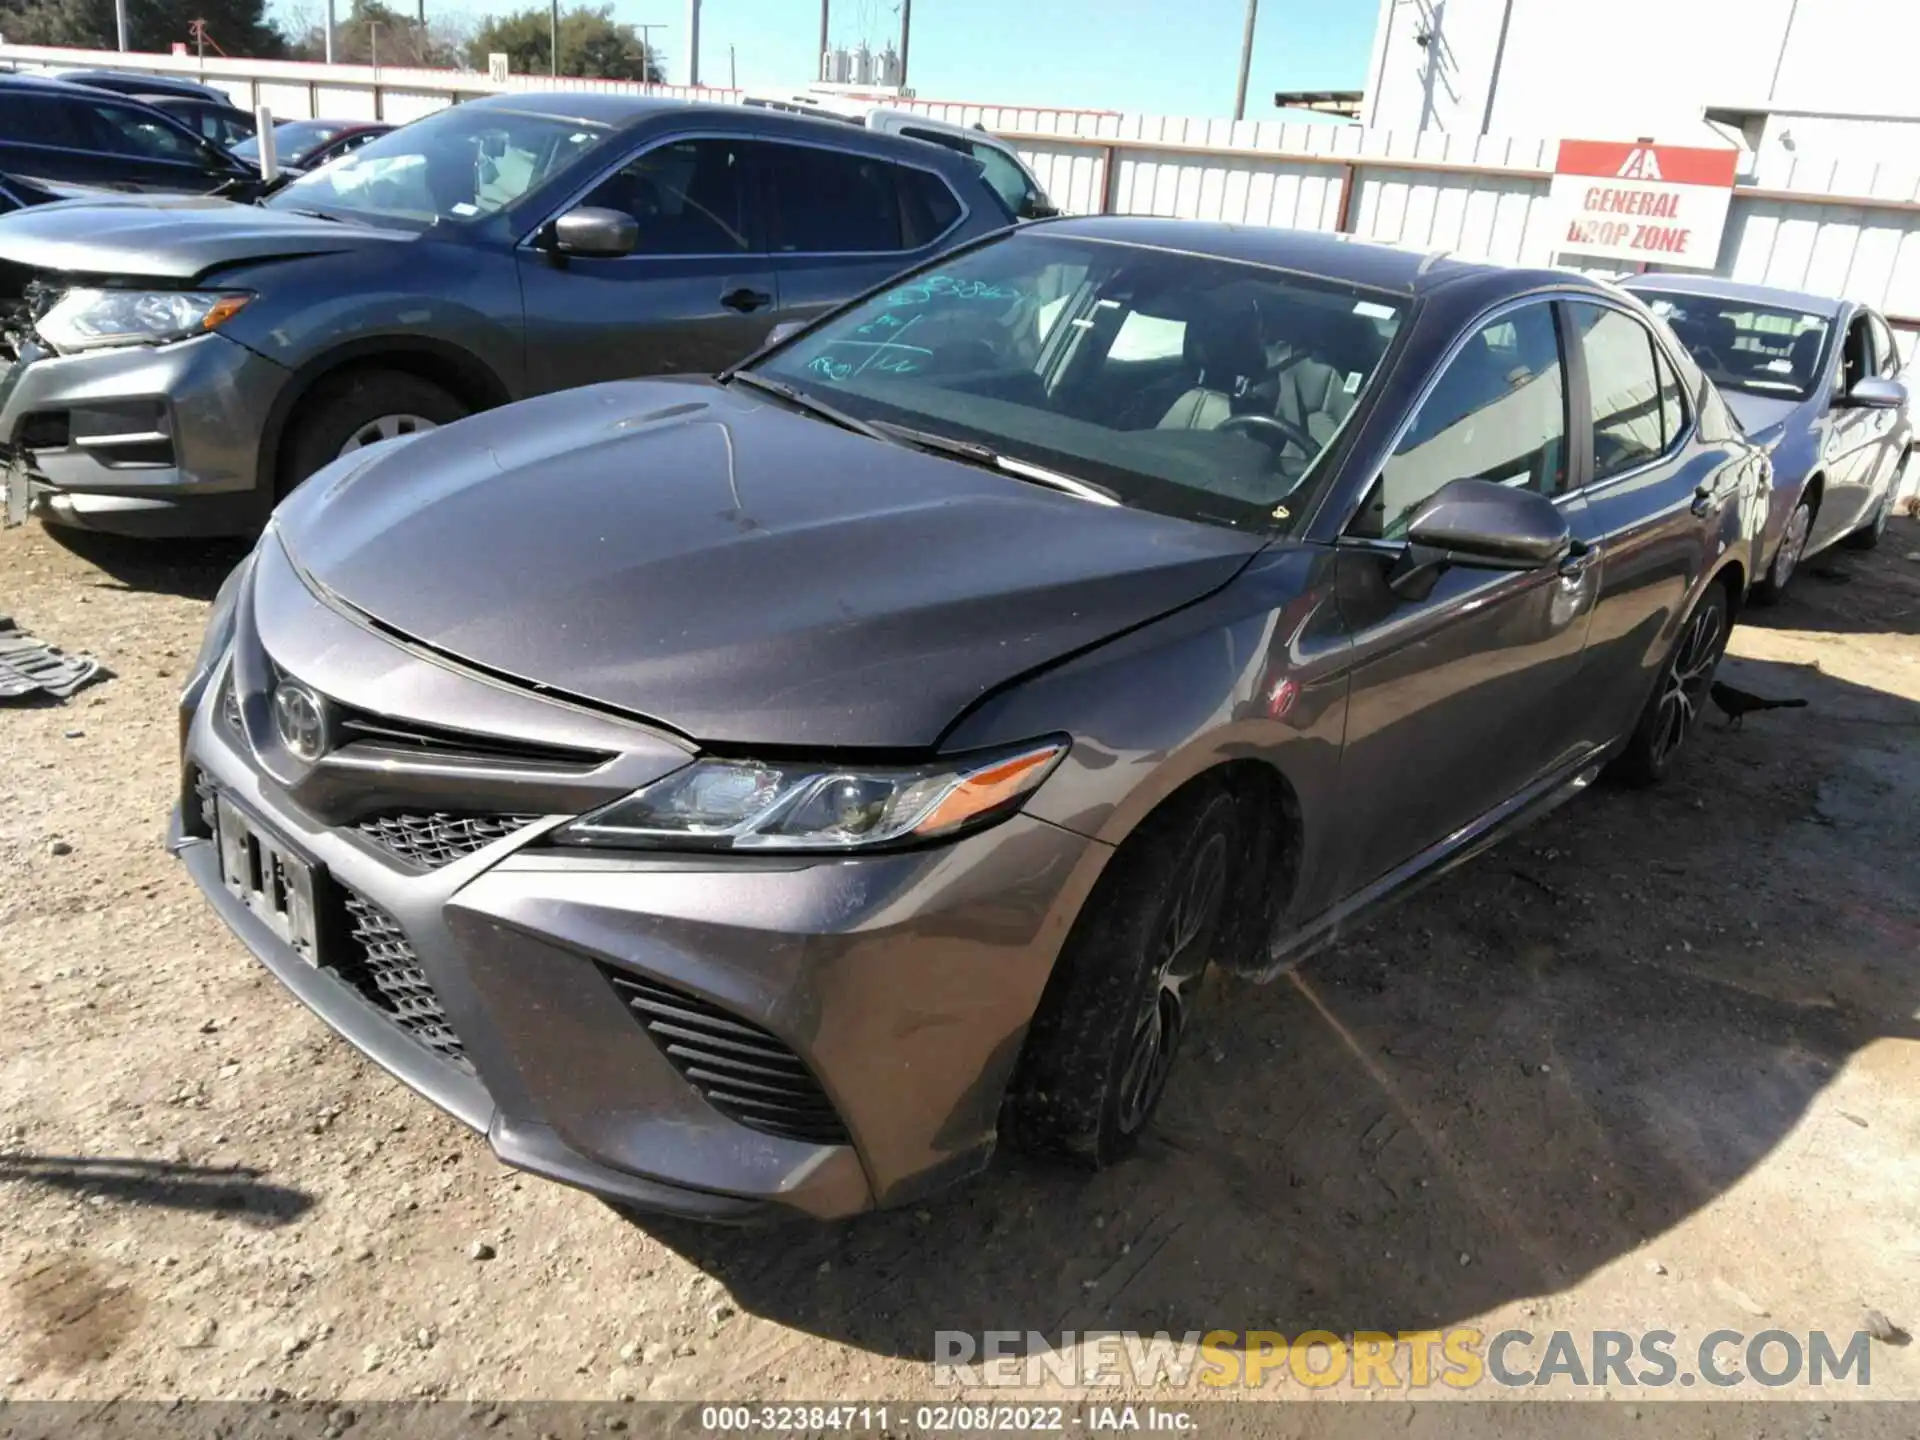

870,420,1119,505
280,206,346,223
723,371,889,442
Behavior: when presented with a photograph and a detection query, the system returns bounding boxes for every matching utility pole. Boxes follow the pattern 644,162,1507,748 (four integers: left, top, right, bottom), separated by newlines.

637,22,662,81
685,0,700,86
729,44,736,88
817,0,828,81
549,0,559,75
1232,0,1258,120
369,19,381,71
898,0,911,90
324,0,335,63
113,0,128,49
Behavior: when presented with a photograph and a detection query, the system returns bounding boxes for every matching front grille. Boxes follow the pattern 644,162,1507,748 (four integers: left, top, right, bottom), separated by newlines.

353,811,540,870
334,707,608,770
602,968,850,1146
330,891,471,1072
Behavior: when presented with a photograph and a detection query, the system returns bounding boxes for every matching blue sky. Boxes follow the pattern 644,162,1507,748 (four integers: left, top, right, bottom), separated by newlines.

624,0,1377,118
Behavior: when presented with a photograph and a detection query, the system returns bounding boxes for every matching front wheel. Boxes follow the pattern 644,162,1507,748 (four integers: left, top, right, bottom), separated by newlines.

1609,584,1730,787
1750,495,1812,605
280,369,469,498
1002,785,1240,1168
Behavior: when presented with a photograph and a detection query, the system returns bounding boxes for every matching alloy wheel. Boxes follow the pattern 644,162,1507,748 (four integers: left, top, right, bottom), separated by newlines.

1115,830,1229,1134
1649,601,1724,770
337,413,440,457
1771,501,1812,590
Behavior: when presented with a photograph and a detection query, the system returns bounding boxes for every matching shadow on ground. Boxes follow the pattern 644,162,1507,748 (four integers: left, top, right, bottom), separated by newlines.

45,526,253,604
642,624,1920,1362
0,1153,315,1226
1747,516,1919,639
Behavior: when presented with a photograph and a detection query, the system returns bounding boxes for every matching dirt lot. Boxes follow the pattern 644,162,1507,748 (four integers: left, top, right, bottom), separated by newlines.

1,516,1917,1410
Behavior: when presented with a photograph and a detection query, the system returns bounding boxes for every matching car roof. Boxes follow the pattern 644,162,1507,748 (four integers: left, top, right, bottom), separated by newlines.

459,90,715,128
61,68,224,97
1622,272,1846,317
1027,216,1578,299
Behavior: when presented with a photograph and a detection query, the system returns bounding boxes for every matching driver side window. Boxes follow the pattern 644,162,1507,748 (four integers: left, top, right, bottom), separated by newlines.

1352,302,1566,540
1840,314,1874,395
578,138,752,256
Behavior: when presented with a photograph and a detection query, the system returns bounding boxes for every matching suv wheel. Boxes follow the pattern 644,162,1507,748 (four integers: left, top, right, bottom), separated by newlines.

1609,584,1730,787
282,369,469,496
1003,784,1238,1168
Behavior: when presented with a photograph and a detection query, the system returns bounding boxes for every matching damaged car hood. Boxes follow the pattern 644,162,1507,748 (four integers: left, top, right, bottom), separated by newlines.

275,378,1265,749
0,194,412,279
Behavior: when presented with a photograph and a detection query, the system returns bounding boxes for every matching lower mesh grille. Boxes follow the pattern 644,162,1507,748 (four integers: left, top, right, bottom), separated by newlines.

354,811,540,870
330,891,471,1072
603,969,849,1146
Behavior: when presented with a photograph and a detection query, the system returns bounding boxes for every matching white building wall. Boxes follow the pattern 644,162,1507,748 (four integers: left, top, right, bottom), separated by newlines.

1364,0,1920,150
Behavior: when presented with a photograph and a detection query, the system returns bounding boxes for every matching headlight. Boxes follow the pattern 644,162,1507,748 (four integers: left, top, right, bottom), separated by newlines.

184,548,253,697
553,740,1068,852
36,288,253,353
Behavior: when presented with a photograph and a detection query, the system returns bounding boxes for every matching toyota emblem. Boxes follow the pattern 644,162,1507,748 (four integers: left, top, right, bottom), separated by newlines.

272,679,330,763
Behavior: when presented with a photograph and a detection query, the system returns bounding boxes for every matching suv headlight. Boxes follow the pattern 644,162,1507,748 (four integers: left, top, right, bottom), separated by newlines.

553,740,1068,852
37,288,253,353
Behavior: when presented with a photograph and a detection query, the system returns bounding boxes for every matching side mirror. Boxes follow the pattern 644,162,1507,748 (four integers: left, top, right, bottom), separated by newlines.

1018,198,1061,221
1843,376,1907,410
550,205,638,259
1389,477,1571,600
765,320,806,347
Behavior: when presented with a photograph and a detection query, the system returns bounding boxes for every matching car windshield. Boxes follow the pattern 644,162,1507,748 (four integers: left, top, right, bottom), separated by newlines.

1639,292,1832,400
264,105,612,227
750,233,1403,533
234,119,352,165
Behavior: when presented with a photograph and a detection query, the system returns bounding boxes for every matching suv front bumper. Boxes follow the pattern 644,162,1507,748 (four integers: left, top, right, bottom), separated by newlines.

1,332,289,537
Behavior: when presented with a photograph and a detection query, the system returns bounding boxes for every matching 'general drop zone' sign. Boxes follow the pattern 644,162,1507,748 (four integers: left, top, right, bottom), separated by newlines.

1550,140,1739,270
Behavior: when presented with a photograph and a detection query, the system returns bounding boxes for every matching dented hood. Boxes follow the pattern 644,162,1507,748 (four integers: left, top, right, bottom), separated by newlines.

274,377,1263,749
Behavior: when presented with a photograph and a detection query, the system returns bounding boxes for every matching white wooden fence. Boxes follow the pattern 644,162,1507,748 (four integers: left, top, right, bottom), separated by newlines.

6,41,1920,354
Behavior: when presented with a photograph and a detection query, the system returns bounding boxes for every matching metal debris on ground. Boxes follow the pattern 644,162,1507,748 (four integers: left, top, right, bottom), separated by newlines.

0,616,109,701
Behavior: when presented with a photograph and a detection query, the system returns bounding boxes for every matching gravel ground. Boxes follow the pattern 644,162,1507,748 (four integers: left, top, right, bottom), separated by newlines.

1,517,1917,1409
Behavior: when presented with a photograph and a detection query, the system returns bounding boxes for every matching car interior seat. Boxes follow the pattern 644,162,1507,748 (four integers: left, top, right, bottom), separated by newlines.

1155,302,1278,433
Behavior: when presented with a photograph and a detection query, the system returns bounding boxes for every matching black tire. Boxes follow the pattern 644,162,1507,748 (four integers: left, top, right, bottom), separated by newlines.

1843,485,1896,551
280,369,469,498
1002,783,1240,1168
1608,583,1731,788
1750,493,1813,605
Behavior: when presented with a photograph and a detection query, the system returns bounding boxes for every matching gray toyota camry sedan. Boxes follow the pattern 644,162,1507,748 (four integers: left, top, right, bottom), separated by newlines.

172,218,1769,1220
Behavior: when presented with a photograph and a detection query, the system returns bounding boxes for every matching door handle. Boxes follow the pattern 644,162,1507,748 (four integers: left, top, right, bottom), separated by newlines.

720,287,773,313
1558,543,1598,581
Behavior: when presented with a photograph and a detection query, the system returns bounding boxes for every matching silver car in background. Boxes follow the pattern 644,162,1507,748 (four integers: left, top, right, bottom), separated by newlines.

1625,275,1911,602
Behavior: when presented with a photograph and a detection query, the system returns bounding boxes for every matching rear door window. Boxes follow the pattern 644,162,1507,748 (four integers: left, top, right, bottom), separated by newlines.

82,102,211,164
765,142,902,253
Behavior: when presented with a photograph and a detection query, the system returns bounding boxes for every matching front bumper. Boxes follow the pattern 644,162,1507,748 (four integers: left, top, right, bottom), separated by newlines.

0,331,289,536
170,546,1100,1219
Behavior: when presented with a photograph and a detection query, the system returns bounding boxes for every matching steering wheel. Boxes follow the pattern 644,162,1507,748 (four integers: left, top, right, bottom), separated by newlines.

1216,412,1317,456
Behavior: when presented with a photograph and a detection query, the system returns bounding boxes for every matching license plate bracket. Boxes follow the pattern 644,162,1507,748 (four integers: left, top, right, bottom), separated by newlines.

214,793,321,965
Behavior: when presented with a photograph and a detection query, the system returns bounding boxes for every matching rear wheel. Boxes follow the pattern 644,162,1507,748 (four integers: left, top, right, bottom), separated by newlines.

1609,584,1730,787
1750,494,1813,605
1843,471,1900,551
280,369,469,498
1003,784,1239,1168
